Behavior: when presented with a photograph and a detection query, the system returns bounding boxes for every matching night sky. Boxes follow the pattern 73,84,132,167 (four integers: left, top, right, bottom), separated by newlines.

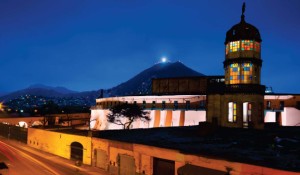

0,0,299,93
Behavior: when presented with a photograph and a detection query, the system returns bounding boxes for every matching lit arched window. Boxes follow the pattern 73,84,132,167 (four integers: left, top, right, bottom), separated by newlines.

228,102,237,122
243,102,252,123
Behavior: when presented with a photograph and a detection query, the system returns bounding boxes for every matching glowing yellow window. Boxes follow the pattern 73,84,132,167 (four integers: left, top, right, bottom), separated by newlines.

228,102,237,122
229,63,240,84
241,63,253,84
233,102,237,122
229,41,240,52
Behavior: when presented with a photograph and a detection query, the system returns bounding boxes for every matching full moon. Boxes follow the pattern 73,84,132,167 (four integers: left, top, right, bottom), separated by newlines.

161,57,167,62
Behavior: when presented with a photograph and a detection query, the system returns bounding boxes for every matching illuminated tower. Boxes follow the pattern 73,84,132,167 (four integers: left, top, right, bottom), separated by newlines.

224,3,262,85
207,3,265,129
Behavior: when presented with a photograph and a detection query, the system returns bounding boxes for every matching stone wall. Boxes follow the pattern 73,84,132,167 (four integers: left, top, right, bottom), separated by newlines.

25,128,299,174
27,128,92,165
91,137,298,175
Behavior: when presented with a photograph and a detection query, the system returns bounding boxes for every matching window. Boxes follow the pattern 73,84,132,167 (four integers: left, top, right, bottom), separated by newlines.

200,100,205,109
229,41,240,52
243,102,252,123
162,101,166,109
226,44,229,55
243,67,250,71
174,101,178,110
185,101,190,110
142,101,146,109
152,101,156,109
241,63,253,84
280,101,284,110
229,63,240,84
241,40,254,51
228,102,237,122
226,40,260,55
254,42,260,52
266,101,271,110
229,62,254,84
248,103,252,122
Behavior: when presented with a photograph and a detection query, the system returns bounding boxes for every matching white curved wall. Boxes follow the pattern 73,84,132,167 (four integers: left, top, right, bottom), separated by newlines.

281,107,300,126
184,111,206,126
90,109,207,130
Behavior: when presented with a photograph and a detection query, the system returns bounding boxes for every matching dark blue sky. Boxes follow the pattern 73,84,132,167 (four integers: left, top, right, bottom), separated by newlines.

0,0,299,93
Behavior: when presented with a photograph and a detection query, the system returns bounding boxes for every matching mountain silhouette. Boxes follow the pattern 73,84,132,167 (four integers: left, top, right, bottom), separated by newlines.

0,61,205,103
106,61,205,96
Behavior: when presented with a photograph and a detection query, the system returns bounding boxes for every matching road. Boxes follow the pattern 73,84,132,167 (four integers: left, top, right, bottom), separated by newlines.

0,137,108,175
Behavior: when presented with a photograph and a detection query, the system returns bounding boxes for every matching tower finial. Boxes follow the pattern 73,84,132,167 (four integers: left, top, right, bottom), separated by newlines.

241,2,246,22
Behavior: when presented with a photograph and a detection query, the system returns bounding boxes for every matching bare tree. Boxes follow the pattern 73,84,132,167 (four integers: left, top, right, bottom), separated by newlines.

107,103,150,129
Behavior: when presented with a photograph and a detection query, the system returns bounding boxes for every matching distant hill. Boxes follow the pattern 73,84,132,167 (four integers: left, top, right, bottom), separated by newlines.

28,84,78,94
0,88,60,101
106,61,205,96
0,61,205,105
0,84,102,100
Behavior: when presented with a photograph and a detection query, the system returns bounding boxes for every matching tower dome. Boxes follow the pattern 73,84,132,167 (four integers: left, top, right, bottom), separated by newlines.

225,3,261,44
225,20,261,44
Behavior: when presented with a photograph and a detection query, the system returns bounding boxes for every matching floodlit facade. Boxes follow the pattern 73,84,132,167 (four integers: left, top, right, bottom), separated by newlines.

90,95,207,130
90,94,300,130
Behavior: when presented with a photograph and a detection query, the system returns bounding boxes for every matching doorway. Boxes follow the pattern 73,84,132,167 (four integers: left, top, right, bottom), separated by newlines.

70,142,83,162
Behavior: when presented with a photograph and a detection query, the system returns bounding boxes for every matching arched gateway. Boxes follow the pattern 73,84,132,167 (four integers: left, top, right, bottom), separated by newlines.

70,142,83,162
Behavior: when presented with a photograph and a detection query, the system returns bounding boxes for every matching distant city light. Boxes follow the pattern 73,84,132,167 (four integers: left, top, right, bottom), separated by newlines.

0,102,4,111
